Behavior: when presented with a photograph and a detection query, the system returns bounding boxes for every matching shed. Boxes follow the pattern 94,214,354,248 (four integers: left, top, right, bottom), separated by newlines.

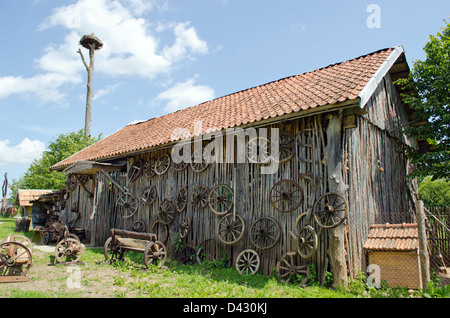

16,189,54,217
364,223,422,289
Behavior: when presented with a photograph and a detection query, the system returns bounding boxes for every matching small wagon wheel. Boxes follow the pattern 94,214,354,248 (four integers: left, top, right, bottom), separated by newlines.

275,251,310,285
216,213,245,245
103,237,124,262
66,174,77,192
270,179,303,213
176,186,188,212
0,242,32,277
249,216,281,250
235,249,260,275
128,160,143,182
246,136,271,164
179,244,196,265
8,234,33,254
131,219,146,233
141,185,157,205
116,191,138,219
155,154,171,175
277,132,295,163
179,216,192,239
208,184,233,215
143,159,156,178
296,225,318,259
157,199,176,225
143,241,167,268
312,192,348,229
151,220,169,244
190,147,208,173
54,238,84,264
192,185,209,209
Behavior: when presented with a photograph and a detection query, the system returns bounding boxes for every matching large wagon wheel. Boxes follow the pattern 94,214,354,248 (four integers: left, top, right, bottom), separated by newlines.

312,192,348,229
235,249,260,275
151,220,169,244
143,241,167,268
54,238,84,264
190,147,208,173
143,159,156,178
131,219,146,233
192,185,209,209
0,242,32,277
155,154,171,175
277,132,295,163
179,216,192,239
296,225,318,259
275,251,310,285
216,213,245,245
128,160,143,182
141,185,157,205
176,186,188,212
249,216,281,250
270,179,303,213
208,184,233,215
66,174,77,192
157,199,176,225
103,237,124,262
116,191,138,219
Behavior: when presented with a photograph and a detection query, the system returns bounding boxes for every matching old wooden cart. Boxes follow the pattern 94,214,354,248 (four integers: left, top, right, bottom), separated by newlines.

0,234,33,282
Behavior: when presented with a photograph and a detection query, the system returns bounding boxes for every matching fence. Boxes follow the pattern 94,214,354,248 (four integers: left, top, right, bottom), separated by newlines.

425,206,450,273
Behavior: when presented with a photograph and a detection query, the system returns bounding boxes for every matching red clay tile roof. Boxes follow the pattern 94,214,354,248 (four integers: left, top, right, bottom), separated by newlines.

51,47,399,171
364,223,419,251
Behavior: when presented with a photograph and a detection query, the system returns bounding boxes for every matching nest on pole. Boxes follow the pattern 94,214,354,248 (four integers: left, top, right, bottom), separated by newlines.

79,33,103,50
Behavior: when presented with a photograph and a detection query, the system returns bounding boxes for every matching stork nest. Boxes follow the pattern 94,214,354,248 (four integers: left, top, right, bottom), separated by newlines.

79,34,103,50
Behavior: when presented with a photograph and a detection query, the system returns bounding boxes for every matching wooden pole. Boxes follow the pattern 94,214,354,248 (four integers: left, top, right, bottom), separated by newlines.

416,199,430,289
77,43,96,139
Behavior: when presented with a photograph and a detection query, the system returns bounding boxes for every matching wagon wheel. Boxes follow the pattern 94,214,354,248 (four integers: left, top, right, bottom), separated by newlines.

249,216,281,250
275,251,310,285
131,219,146,233
246,136,271,164
143,159,156,178
66,174,77,192
192,185,209,209
54,238,84,264
8,234,33,254
78,174,89,185
208,184,233,215
151,220,169,244
312,192,348,229
103,237,124,262
179,244,196,265
155,154,171,175
235,249,260,275
128,160,143,182
116,191,138,219
195,239,217,264
270,179,303,213
0,242,32,277
41,230,52,245
144,241,167,268
141,185,157,205
296,225,318,259
179,216,192,239
190,147,208,173
217,213,245,245
157,199,176,225
176,186,188,212
277,132,295,163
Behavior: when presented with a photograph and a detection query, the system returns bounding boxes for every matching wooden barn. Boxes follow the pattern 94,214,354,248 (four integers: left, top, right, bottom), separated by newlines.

50,46,422,284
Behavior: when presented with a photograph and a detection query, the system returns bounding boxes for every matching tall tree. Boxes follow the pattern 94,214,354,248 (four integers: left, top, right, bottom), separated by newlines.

396,19,449,180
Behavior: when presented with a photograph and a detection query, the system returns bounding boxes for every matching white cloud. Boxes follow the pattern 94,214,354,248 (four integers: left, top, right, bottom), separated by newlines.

0,139,46,167
156,75,215,113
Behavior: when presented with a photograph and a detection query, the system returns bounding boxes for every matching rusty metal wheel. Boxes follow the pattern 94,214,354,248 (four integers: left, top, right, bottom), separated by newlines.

176,186,188,212
270,179,303,213
312,192,348,229
217,213,245,245
66,174,77,192
151,220,169,244
155,154,171,175
143,159,156,178
208,184,233,215
296,225,318,259
179,216,192,239
128,160,143,182
246,136,271,164
0,242,32,277
116,191,138,219
141,185,157,205
54,238,84,264
192,185,209,209
235,249,260,275
276,251,310,285
144,241,167,268
131,219,146,233
190,147,208,173
157,199,176,225
249,216,280,250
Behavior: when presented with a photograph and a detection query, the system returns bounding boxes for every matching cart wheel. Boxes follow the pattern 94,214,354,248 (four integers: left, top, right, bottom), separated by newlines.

103,237,124,262
296,225,318,259
216,213,245,245
190,147,208,173
179,216,192,239
275,251,310,285
192,185,209,209
116,191,138,219
128,160,143,182
249,216,281,250
54,238,84,265
131,219,146,233
176,186,188,212
276,132,295,163
270,179,303,213
41,231,51,245
141,185,157,205
8,234,33,254
157,199,176,225
312,192,348,229
180,244,196,265
0,242,33,277
143,159,156,178
155,153,171,175
246,136,271,164
144,241,167,268
235,249,260,275
208,184,233,215
151,220,169,244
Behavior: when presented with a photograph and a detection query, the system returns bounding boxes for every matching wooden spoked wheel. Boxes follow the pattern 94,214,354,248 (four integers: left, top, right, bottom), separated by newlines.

143,159,156,178
296,225,318,259
103,237,124,262
116,192,138,219
179,244,196,265
192,185,209,209
249,216,281,250
157,199,176,225
208,184,233,215
276,251,310,285
131,219,146,233
190,147,208,173
216,213,245,245
151,220,169,244
144,241,167,268
270,179,303,213
155,154,171,175
312,192,348,229
235,249,260,275
0,242,32,277
277,132,295,163
179,216,192,239
246,137,271,164
66,174,77,192
54,238,84,264
7,234,33,254
176,186,188,212
128,160,143,182
141,185,157,205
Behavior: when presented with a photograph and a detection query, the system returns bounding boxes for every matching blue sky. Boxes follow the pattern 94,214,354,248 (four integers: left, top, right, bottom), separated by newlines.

0,0,449,192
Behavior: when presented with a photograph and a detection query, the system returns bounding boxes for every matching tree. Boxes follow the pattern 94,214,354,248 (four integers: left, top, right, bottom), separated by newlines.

8,129,101,204
396,19,449,180
418,176,450,207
